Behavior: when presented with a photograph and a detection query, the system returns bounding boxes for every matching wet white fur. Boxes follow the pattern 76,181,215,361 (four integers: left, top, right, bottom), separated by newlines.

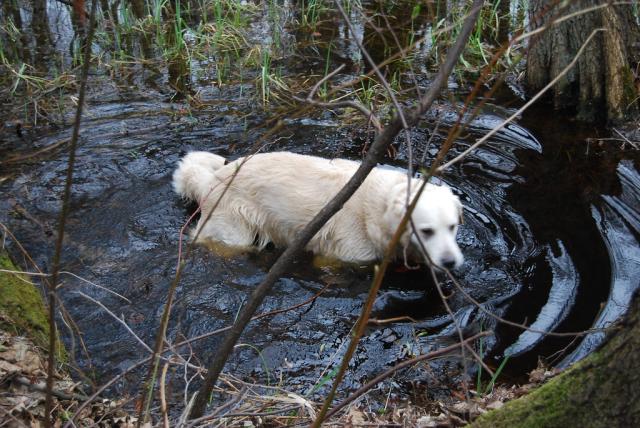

173,151,464,268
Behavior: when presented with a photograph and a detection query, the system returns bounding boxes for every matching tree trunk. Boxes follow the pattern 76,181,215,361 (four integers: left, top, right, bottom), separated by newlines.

526,0,639,122
472,291,640,427
129,0,145,20
31,0,51,62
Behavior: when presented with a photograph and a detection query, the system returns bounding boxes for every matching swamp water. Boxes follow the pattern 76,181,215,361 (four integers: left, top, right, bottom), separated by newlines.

1,0,639,408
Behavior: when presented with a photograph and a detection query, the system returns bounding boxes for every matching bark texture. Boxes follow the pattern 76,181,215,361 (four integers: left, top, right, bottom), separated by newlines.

472,291,640,427
526,0,639,122
31,0,51,61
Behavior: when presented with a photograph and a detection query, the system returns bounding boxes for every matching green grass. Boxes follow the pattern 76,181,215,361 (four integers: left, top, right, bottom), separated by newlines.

476,327,511,397
0,0,529,124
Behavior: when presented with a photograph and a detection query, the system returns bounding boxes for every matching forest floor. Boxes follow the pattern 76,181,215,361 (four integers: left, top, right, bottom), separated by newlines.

1,320,559,427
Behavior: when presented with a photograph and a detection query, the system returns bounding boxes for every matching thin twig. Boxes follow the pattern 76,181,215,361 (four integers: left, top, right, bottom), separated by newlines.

160,362,170,428
188,0,483,418
406,218,472,402
44,0,99,426
64,283,329,427
74,292,153,354
335,0,408,129
324,331,492,420
0,269,130,303
438,28,605,172
185,387,248,427
445,269,616,338
613,128,640,149
310,2,484,425
292,62,383,132
308,63,346,99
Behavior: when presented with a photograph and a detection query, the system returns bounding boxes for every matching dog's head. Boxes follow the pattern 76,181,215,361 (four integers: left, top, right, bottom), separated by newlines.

386,183,464,270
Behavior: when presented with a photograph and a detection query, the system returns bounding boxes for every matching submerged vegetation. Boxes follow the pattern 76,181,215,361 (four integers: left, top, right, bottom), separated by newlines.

0,0,530,126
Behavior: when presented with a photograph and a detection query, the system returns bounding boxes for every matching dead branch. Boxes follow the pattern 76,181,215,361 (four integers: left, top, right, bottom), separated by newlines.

160,362,170,428
324,331,492,421
188,0,484,419
438,28,605,172
292,64,384,133
63,282,330,426
44,0,99,426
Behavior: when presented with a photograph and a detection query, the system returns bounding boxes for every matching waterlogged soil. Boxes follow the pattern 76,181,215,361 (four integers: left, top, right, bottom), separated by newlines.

1,0,639,411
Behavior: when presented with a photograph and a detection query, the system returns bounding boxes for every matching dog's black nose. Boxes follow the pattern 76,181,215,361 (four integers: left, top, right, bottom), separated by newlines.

441,259,457,270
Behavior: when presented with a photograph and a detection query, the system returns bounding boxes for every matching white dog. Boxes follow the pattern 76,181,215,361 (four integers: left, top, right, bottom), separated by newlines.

173,151,464,269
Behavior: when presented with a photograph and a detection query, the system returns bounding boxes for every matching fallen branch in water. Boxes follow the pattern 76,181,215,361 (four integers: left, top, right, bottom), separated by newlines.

292,64,384,133
63,282,330,426
188,0,484,420
324,331,493,421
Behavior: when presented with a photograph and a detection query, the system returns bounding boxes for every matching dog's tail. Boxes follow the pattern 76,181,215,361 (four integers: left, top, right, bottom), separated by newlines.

172,151,227,202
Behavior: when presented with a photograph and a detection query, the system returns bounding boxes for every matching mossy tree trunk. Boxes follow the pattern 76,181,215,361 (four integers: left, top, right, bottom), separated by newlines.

526,0,639,122
472,291,640,427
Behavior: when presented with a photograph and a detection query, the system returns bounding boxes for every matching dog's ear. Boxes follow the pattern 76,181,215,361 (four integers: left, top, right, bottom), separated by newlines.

455,197,464,225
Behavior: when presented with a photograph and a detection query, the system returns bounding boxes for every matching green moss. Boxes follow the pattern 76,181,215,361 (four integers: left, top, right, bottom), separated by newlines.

471,342,622,428
472,367,579,427
0,250,51,350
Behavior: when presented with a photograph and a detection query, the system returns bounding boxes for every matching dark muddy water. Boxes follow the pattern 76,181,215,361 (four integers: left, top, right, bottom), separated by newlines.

1,97,638,402
1,0,639,408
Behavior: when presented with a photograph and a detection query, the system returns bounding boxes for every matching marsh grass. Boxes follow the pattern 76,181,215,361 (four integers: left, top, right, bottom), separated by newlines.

299,0,327,31
476,326,511,397
0,1,526,128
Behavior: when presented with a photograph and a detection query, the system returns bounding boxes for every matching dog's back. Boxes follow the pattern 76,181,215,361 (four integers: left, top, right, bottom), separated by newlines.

172,151,227,202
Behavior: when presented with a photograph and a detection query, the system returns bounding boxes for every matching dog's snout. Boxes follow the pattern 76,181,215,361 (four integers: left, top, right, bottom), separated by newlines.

441,259,457,270
439,250,462,270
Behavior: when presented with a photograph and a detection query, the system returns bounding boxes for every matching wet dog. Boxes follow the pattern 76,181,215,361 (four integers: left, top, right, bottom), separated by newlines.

173,151,464,268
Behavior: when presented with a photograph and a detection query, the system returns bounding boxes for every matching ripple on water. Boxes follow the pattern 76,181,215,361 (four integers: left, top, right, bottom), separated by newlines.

0,101,638,400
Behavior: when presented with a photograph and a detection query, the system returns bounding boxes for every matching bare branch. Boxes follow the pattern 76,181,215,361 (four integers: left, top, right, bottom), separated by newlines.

437,28,605,172
160,363,170,428
335,1,409,130
75,292,153,354
445,269,617,338
309,2,485,425
188,0,484,419
308,63,346,100
45,0,100,425
293,63,384,132
324,331,492,420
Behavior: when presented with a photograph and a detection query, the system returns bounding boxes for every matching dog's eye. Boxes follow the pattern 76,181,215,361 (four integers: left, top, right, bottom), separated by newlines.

421,228,434,237
449,225,456,231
